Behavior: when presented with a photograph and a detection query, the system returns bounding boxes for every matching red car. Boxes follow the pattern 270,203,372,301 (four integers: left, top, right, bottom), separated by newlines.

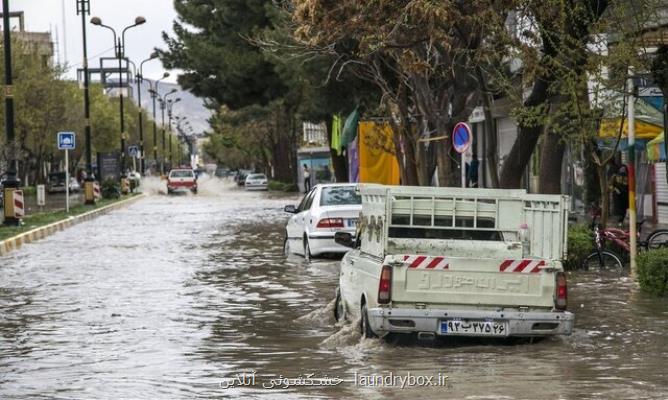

167,169,198,194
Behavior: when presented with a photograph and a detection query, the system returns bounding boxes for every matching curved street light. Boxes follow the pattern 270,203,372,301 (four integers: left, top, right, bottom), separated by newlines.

133,52,158,174
90,15,146,179
147,72,169,174
156,89,178,172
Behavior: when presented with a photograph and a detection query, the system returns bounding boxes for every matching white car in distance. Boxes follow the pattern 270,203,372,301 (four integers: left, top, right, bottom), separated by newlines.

284,184,361,261
245,173,268,191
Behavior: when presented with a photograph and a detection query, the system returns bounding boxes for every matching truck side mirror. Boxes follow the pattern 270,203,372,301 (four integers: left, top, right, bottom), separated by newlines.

334,232,355,248
284,205,297,214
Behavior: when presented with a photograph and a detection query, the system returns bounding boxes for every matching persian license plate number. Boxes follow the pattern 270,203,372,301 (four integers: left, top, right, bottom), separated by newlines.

440,320,507,336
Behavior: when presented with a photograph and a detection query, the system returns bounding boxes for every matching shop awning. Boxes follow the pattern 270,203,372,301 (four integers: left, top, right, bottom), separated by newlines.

599,118,663,139
598,96,663,151
647,133,667,162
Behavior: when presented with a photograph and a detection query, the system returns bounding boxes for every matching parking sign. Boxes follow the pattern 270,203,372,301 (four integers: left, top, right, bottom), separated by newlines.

58,132,76,150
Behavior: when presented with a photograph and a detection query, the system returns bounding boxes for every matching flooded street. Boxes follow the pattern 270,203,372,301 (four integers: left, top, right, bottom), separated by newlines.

1,178,667,399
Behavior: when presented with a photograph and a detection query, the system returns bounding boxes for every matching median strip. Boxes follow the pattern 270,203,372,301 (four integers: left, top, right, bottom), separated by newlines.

0,194,146,256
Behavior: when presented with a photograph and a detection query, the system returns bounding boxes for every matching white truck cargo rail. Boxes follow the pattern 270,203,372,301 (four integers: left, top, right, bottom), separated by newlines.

358,185,569,261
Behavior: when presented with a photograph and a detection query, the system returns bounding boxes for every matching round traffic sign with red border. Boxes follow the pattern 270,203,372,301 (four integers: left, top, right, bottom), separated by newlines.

452,122,472,154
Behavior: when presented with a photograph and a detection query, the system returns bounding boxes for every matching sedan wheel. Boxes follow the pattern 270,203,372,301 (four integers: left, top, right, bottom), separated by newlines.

304,239,311,262
283,237,291,256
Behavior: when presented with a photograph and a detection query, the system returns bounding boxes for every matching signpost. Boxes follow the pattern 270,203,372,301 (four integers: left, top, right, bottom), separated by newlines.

452,122,473,188
37,184,46,210
58,132,76,212
128,145,139,172
98,152,121,182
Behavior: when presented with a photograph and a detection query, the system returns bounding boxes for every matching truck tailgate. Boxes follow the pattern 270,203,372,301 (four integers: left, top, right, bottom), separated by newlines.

388,254,556,308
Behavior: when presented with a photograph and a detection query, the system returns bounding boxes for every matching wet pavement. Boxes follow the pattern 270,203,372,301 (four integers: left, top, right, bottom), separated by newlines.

0,178,667,399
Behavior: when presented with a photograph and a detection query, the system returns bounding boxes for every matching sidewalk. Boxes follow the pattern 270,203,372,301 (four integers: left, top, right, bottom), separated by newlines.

0,194,145,255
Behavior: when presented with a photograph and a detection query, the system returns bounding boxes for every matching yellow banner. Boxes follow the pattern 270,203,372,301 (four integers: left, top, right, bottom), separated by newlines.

358,122,400,185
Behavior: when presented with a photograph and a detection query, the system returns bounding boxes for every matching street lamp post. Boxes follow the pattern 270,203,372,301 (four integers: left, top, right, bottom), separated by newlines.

147,73,169,175
157,89,178,172
76,0,96,205
2,0,20,226
166,98,181,165
90,15,145,184
135,53,158,175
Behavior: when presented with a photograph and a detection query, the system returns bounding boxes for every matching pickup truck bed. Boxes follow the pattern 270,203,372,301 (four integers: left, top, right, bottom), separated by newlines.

336,184,574,339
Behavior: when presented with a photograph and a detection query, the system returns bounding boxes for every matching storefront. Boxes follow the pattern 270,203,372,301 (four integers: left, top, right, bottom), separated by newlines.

648,134,668,224
297,147,333,192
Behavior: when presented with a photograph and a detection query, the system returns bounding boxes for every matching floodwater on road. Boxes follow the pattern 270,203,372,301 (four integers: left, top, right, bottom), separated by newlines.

1,178,667,399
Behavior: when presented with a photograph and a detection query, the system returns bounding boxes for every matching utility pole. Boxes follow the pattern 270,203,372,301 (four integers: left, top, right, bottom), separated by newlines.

2,0,21,226
628,76,638,278
77,0,95,205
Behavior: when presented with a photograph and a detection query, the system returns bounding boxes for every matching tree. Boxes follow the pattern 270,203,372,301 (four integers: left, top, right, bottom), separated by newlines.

160,0,287,110
291,0,510,186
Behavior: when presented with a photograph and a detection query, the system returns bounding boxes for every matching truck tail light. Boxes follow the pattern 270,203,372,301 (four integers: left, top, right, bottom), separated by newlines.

317,218,344,228
378,265,392,304
555,272,567,310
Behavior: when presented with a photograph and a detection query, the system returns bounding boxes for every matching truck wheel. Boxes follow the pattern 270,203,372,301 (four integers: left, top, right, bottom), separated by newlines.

334,290,345,322
360,304,377,339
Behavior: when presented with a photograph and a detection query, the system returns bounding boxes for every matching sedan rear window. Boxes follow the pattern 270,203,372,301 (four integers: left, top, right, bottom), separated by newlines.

247,174,266,180
170,170,194,178
320,186,361,206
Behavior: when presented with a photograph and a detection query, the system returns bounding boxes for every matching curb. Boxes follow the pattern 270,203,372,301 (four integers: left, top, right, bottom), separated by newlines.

0,194,146,257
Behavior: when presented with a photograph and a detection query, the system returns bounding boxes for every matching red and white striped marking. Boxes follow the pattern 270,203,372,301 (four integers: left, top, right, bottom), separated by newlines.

93,182,101,199
499,259,545,273
14,190,25,218
403,255,449,270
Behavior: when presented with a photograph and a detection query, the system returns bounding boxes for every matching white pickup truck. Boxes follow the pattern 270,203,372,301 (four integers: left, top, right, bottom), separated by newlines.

334,184,574,340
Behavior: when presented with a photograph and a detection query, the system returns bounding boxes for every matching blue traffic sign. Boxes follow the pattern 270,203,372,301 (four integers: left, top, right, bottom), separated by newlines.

128,145,139,157
58,132,76,150
452,122,472,154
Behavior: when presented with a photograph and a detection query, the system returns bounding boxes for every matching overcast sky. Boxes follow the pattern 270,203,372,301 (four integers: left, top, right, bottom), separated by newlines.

9,0,180,82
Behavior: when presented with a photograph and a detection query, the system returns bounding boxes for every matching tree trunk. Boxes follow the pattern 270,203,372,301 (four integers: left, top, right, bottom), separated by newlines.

475,66,500,188
499,76,551,188
539,131,565,194
390,89,420,185
596,163,610,228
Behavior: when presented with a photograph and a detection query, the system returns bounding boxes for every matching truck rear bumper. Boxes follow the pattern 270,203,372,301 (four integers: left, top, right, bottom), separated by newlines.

368,307,574,338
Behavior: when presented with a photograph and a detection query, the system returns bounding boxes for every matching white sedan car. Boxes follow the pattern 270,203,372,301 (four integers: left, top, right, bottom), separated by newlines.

284,183,361,260
245,173,268,191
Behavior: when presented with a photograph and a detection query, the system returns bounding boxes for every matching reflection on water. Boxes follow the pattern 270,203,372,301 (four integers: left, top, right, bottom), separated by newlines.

0,178,666,399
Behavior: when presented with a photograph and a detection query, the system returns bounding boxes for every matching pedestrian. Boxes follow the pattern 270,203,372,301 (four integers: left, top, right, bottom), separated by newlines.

611,162,629,224
303,164,311,193
468,153,480,188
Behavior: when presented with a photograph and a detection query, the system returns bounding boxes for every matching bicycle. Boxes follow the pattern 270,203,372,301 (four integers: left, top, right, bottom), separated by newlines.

582,208,668,274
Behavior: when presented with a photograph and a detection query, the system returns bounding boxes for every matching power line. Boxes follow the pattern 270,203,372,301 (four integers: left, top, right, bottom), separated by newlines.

65,45,115,71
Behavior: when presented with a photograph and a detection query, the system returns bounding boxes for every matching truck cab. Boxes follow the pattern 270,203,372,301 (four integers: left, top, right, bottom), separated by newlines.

335,184,574,340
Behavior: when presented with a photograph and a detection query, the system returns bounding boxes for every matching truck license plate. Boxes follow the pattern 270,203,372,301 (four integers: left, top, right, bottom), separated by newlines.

440,320,507,336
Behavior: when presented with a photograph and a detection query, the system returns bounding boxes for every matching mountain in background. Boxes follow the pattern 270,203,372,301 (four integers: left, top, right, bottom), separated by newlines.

107,79,212,135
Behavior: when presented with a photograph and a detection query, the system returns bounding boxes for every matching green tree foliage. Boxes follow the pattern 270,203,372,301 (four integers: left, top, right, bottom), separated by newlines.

159,0,287,109
0,39,164,183
160,0,373,182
